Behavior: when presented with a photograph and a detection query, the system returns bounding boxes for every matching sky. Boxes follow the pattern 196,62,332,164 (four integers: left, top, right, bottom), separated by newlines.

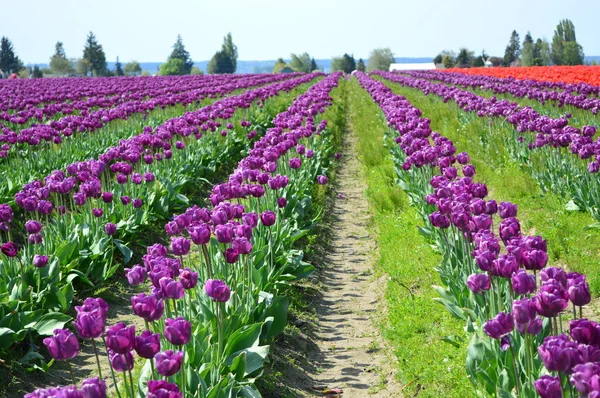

3,0,600,64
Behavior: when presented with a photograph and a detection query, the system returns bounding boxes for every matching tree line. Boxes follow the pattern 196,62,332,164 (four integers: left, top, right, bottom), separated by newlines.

0,32,240,78
272,48,395,74
433,19,585,69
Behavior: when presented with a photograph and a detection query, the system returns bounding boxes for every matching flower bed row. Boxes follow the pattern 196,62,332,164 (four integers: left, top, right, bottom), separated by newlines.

0,74,320,361
357,71,598,397
25,73,343,397
443,65,600,90
376,70,600,221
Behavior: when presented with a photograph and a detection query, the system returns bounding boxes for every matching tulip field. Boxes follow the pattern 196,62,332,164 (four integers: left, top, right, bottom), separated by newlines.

2,66,600,397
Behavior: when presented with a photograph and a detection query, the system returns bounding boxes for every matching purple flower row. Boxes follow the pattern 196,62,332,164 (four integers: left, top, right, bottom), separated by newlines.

356,71,599,396
374,70,600,174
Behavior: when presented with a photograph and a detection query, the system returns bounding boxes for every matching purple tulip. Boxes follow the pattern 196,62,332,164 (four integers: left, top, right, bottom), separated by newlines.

133,198,143,208
92,208,104,218
125,265,147,286
534,375,563,398
570,319,600,346
120,196,131,205
188,223,211,245
109,349,134,372
466,273,490,294
105,223,117,236
154,350,183,377
568,278,591,307
516,316,543,335
522,249,548,271
483,312,514,339
491,254,519,278
429,211,450,228
105,322,136,354
131,293,165,322
232,237,252,255
134,329,161,359
25,220,42,234
277,197,287,208
215,224,233,244
178,268,198,290
260,210,276,227
33,254,49,268
498,202,518,218
73,309,106,340
147,380,182,398
512,298,537,324
205,279,231,302
538,334,580,373
289,157,302,169
534,281,569,318
80,377,107,398
474,250,497,271
43,329,79,360
101,192,114,203
164,317,191,346
570,362,600,396
242,212,258,228
170,237,190,256
511,270,536,295
316,175,328,185
158,277,185,300
29,233,43,245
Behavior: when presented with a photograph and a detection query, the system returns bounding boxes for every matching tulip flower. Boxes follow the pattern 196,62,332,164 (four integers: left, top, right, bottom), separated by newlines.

466,273,490,294
483,312,514,339
164,317,191,346
105,223,117,236
154,350,183,377
134,329,161,359
125,265,147,286
43,329,79,360
105,322,136,354
260,210,276,227
131,293,164,322
80,377,106,398
33,254,49,268
109,349,134,372
534,375,563,398
147,380,182,398
205,279,231,302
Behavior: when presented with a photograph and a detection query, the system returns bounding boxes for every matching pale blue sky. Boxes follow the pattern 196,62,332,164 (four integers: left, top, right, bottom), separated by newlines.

3,0,599,64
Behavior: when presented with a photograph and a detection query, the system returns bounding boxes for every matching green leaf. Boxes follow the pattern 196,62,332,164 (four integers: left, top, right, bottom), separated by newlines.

262,297,289,340
32,312,72,336
0,327,16,349
440,335,465,348
225,345,270,376
114,240,133,264
223,323,262,357
136,361,152,398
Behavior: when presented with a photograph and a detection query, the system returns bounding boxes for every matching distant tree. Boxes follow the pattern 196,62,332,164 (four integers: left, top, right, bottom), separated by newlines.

159,58,187,75
331,53,356,73
169,35,193,74
471,50,487,67
207,51,234,74
273,58,288,73
455,48,474,67
489,57,504,67
433,54,443,64
114,57,124,76
289,53,312,72
32,65,43,78
191,66,204,75
367,48,395,71
552,19,584,65
0,37,24,74
310,57,318,71
442,55,455,68
221,33,238,73
141,70,150,76
76,58,92,76
521,32,535,66
357,58,366,72
50,41,74,76
503,30,521,66
83,32,108,76
124,61,142,76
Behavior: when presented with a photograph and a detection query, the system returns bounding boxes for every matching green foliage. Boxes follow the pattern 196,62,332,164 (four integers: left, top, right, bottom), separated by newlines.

356,58,366,72
347,79,470,396
310,57,318,71
442,54,455,68
433,53,443,64
455,48,474,67
191,66,204,75
75,58,91,76
114,57,124,76
221,33,238,73
32,65,43,78
470,50,487,67
124,61,142,76
49,50,74,76
533,38,551,66
366,47,395,71
207,51,234,74
159,58,187,76
552,19,584,65
272,58,288,73
0,36,24,74
54,41,66,58
330,53,356,73
521,32,535,66
168,35,193,74
289,52,312,73
82,32,108,76
502,30,521,66
141,70,150,76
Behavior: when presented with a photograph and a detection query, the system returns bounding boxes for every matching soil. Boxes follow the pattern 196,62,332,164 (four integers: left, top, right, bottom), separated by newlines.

262,128,402,397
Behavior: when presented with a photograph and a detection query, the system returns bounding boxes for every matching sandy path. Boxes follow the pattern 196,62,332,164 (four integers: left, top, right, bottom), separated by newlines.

299,128,402,397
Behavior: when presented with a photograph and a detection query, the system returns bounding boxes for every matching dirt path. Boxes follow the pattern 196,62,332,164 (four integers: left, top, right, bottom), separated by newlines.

298,129,402,397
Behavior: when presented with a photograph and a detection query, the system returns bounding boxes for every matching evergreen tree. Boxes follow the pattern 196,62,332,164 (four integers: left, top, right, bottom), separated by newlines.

357,58,366,72
169,35,193,74
433,54,443,64
552,19,584,65
0,37,24,74
471,50,487,67
83,32,108,76
221,33,238,73
503,30,521,66
55,42,66,58
32,65,43,78
521,32,535,66
114,57,124,76
310,57,318,71
50,41,73,76
455,48,474,67
273,58,288,73
331,53,356,73
207,51,234,74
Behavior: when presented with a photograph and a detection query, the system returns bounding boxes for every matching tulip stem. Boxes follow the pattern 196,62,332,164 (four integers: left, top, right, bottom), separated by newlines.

173,298,178,318
102,336,123,398
66,359,76,386
91,338,104,380
180,348,186,398
579,305,583,319
122,372,130,398
128,368,135,398
508,340,520,396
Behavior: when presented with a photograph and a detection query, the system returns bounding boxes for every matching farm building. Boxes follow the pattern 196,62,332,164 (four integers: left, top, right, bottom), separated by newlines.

389,62,441,71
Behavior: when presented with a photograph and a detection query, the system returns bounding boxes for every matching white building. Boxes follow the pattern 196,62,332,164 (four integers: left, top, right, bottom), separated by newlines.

389,62,438,71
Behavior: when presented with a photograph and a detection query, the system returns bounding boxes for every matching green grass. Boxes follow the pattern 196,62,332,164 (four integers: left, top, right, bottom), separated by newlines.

378,77,600,295
347,78,472,397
